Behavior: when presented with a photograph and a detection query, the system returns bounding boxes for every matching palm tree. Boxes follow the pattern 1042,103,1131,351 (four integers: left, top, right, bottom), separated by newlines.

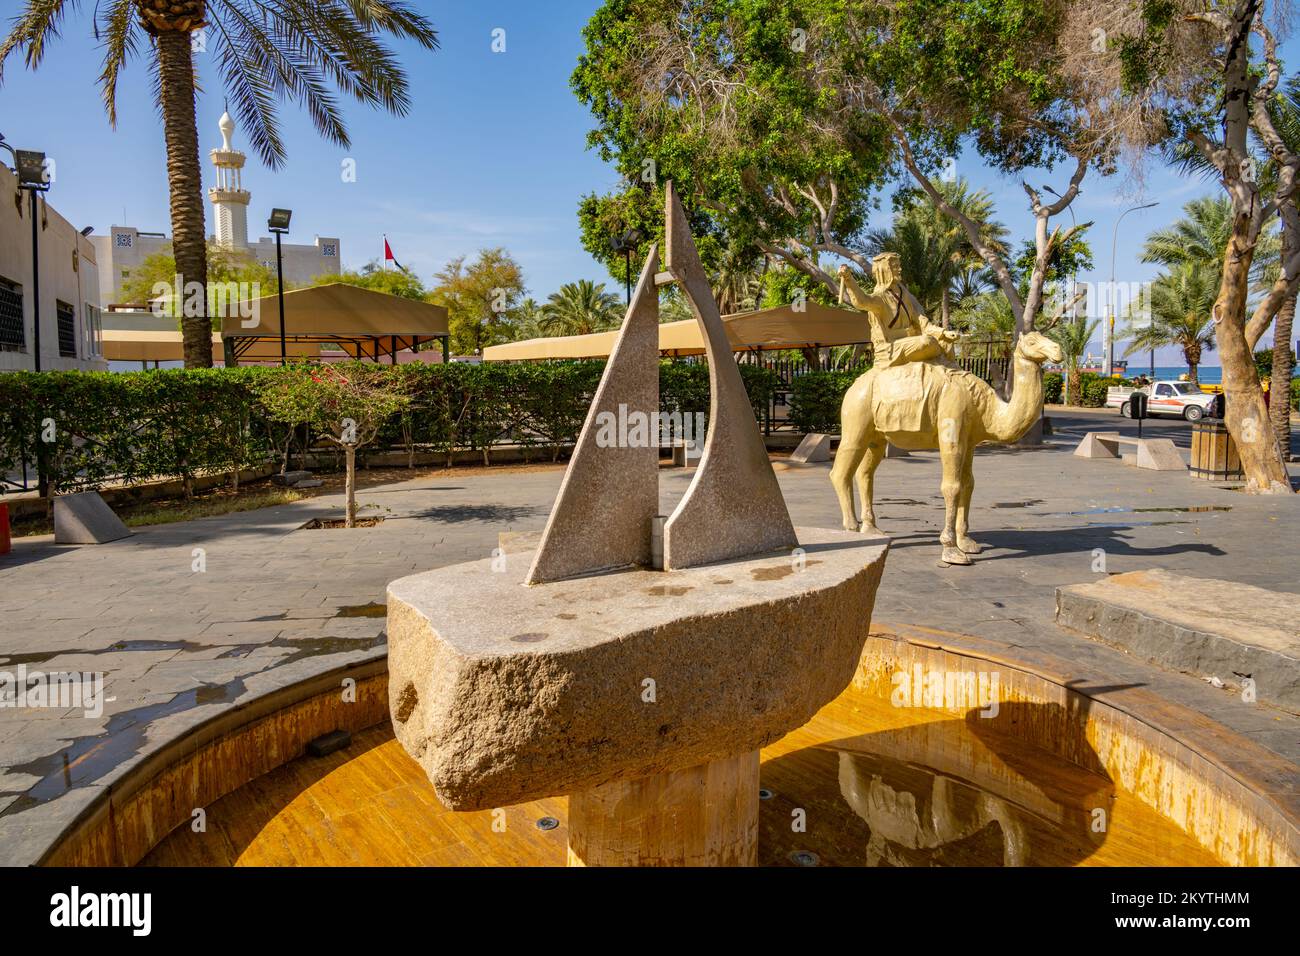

1262,77,1300,453
865,178,1009,326
506,297,546,342
1124,263,1218,384
1140,197,1236,273
539,280,623,336
1,2,438,368
1048,315,1100,405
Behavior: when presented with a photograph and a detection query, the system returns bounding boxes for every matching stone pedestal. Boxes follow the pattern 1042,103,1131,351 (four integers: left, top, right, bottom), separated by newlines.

568,750,759,866
387,527,887,863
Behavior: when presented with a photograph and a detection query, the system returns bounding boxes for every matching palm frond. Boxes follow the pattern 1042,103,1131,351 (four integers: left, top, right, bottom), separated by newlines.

0,0,74,81
94,0,140,127
206,0,438,168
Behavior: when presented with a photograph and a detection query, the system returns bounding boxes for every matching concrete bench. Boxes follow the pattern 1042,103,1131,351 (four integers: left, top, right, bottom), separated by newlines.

1073,431,1186,471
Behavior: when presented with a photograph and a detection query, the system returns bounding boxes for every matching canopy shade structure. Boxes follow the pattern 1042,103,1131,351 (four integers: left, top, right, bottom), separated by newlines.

220,283,450,364
482,301,870,361
101,329,323,364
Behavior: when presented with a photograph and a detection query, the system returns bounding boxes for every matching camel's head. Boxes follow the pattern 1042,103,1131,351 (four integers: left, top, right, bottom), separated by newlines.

1016,331,1063,366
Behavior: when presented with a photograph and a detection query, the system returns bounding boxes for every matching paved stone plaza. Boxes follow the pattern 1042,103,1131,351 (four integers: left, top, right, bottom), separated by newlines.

1,406,1297,863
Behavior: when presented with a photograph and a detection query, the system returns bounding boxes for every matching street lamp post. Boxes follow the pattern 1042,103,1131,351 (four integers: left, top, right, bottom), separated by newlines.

267,208,292,365
1,141,51,372
609,228,644,307
1109,201,1159,377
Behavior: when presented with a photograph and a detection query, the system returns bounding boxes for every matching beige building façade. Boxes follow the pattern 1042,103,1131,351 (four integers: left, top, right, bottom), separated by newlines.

0,161,107,372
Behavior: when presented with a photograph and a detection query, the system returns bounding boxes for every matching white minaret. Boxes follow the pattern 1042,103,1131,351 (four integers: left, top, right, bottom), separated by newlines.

209,111,250,248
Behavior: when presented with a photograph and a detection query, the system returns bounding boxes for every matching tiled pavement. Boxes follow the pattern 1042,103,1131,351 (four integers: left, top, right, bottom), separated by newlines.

0,407,1297,863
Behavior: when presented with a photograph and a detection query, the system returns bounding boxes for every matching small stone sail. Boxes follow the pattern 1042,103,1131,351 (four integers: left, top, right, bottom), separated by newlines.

525,245,662,585
661,182,798,569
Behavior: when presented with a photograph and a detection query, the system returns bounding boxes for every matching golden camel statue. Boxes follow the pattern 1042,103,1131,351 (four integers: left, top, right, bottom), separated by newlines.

831,264,1063,566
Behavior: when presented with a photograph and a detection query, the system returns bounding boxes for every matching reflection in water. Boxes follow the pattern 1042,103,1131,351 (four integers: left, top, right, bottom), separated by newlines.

759,699,1163,867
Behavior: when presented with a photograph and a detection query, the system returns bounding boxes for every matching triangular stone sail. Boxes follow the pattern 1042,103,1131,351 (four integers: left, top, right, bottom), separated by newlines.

525,245,662,585
661,182,798,569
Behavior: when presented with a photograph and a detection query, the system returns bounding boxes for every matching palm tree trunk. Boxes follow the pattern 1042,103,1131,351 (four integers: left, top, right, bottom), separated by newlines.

156,29,211,369
1270,290,1296,458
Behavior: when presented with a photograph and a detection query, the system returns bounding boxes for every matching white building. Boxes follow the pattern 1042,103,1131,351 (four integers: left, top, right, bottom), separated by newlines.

0,162,107,372
91,111,342,308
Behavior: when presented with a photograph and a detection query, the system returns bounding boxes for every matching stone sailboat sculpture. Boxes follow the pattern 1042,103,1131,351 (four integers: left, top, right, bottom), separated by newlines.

386,183,888,865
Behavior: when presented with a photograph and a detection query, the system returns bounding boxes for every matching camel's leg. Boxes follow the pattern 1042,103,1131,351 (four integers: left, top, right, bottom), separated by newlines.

936,401,972,567
854,437,887,537
830,436,865,532
830,375,873,532
955,451,981,554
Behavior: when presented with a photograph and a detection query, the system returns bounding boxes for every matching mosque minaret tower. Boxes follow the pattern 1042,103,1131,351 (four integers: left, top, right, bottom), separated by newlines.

209,111,251,248
90,111,341,309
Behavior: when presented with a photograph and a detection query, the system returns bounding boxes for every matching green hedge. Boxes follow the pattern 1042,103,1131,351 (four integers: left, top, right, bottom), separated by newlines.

0,361,778,493
1043,372,1063,405
0,368,276,496
788,370,860,433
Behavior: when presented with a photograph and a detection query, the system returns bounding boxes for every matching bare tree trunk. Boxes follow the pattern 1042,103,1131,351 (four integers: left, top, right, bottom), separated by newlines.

1216,235,1291,492
1270,290,1296,458
155,29,211,369
344,444,357,528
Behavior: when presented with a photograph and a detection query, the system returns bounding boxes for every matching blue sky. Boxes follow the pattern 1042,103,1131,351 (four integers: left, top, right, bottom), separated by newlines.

1,0,1294,367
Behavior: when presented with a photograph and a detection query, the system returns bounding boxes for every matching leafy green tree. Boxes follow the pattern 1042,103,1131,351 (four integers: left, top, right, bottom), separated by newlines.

324,261,428,300
257,363,409,527
1124,263,1218,385
572,0,1111,339
1,1,438,368
429,248,527,356
539,280,623,336
121,242,279,327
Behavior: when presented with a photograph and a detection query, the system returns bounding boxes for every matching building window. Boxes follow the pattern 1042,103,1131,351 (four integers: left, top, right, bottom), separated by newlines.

115,233,133,248
321,243,337,257
0,277,23,352
85,304,102,358
57,300,77,358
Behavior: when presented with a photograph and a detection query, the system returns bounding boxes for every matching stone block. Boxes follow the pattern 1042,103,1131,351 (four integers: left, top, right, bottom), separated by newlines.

790,433,832,464
1136,438,1186,471
1073,431,1120,459
52,491,131,545
273,470,312,486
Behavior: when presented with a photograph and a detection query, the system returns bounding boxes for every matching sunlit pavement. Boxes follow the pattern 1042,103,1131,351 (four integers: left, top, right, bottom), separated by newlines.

1,404,1297,863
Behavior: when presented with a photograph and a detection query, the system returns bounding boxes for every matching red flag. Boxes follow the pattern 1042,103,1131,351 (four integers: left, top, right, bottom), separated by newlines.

383,235,407,273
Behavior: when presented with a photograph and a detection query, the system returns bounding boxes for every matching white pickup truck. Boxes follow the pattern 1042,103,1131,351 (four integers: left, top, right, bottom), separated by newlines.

1106,381,1217,421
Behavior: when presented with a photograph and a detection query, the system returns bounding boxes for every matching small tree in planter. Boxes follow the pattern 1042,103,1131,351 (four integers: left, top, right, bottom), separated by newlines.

258,363,410,527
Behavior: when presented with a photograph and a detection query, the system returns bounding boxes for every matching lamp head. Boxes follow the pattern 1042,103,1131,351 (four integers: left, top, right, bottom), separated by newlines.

14,150,48,190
